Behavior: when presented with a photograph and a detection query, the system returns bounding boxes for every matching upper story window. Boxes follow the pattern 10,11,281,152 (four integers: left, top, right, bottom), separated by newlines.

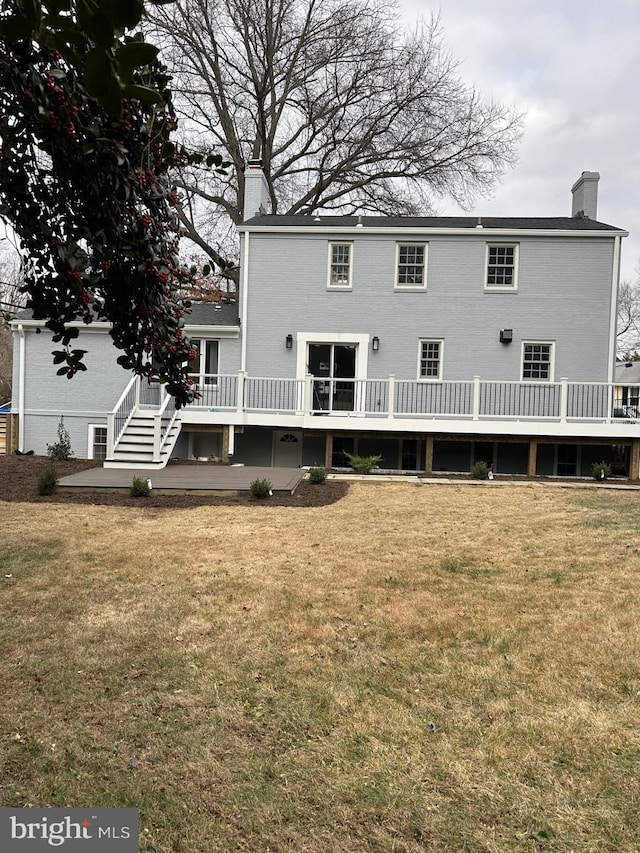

418,339,442,380
328,242,352,288
188,339,219,385
396,243,427,289
486,244,518,290
522,342,553,381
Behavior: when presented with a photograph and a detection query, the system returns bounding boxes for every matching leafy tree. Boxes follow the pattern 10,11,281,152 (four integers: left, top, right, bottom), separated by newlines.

0,0,229,406
149,0,523,270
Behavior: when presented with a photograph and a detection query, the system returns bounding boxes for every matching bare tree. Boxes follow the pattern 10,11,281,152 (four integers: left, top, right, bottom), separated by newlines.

148,0,523,268
0,246,25,402
617,267,640,359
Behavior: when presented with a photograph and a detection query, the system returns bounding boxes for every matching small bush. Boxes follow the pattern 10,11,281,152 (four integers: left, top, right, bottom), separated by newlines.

47,416,73,461
344,452,381,475
591,461,611,481
130,476,151,497
308,466,328,484
250,477,272,498
472,461,490,480
37,464,58,496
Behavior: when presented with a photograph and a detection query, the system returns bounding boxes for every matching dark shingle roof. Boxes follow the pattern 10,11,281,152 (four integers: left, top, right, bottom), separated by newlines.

14,301,240,326
243,214,625,232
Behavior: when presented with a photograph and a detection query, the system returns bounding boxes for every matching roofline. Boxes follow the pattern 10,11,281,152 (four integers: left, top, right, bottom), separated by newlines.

239,225,629,238
10,318,240,336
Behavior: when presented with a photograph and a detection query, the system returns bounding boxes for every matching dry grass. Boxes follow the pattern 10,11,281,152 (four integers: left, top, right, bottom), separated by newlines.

1,483,640,852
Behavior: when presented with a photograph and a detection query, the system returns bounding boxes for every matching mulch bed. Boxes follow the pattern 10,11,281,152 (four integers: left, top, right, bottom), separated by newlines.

0,454,349,508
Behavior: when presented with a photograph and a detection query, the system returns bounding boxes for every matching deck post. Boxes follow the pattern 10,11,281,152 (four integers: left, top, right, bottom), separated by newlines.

631,440,640,480
424,435,434,475
325,433,333,469
388,375,395,418
472,376,481,420
152,412,162,462
237,371,246,413
560,378,568,422
528,438,538,477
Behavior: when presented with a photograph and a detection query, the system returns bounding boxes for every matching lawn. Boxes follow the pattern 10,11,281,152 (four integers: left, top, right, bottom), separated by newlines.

1,482,639,852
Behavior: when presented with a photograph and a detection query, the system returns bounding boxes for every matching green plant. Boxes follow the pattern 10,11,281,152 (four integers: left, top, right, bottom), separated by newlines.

47,417,73,461
591,461,611,481
344,452,381,475
37,464,58,496
308,466,328,485
250,477,272,498
130,476,151,498
472,460,490,480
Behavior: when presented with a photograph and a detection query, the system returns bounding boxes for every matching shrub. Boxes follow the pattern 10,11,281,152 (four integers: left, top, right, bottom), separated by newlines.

591,461,611,481
37,464,58,496
472,461,490,480
250,477,272,498
47,416,73,461
130,476,151,497
308,466,328,484
344,452,381,475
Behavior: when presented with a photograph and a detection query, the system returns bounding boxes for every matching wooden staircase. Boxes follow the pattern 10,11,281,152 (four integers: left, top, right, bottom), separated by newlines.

104,407,181,470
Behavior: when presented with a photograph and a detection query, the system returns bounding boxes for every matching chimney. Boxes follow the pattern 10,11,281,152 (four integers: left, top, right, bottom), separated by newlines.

243,160,271,221
571,171,600,219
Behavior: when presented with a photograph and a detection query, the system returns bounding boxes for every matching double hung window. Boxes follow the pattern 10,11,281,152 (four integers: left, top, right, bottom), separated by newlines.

486,244,518,290
396,244,427,288
522,342,553,381
328,243,352,288
418,340,442,380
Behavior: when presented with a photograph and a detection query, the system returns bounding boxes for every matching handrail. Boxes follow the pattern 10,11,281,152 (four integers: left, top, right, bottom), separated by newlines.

106,374,138,458
152,386,179,462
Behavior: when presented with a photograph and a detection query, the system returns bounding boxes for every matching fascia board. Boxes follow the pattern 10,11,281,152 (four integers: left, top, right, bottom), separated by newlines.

239,225,629,238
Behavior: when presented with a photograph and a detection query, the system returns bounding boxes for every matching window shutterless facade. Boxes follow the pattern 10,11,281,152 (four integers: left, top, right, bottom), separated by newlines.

485,244,518,290
396,243,427,288
327,242,353,288
88,424,108,460
418,339,443,379
522,342,554,381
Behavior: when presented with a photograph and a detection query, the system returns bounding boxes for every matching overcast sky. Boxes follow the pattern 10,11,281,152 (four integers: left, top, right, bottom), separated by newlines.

401,0,639,282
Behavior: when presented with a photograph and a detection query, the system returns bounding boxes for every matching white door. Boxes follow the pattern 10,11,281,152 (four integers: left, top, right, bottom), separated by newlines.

273,430,303,467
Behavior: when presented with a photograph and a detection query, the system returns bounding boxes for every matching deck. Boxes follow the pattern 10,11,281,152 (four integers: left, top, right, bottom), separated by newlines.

58,464,305,495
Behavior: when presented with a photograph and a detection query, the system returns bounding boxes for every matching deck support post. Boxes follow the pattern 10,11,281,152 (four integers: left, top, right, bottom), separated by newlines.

528,438,538,477
325,433,333,469
631,439,640,480
424,435,434,475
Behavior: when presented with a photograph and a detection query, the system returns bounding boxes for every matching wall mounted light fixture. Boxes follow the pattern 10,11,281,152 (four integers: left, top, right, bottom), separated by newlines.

286,334,293,350
499,329,513,344
372,335,380,351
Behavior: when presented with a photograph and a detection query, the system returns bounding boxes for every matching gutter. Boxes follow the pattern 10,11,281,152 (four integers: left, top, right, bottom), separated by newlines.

240,231,250,373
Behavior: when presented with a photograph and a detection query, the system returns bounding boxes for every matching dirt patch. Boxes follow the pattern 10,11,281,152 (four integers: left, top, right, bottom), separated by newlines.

0,454,349,508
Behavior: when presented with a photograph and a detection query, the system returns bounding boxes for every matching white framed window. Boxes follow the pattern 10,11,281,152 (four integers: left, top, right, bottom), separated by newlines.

485,244,519,290
418,339,443,380
88,424,108,460
396,243,427,289
522,342,554,381
188,339,219,386
327,242,353,288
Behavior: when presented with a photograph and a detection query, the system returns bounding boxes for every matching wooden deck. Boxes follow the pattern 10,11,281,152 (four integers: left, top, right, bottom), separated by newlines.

58,464,306,495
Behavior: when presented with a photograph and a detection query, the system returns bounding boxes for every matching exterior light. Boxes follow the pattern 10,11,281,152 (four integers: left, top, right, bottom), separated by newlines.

499,329,513,344
372,336,380,352
286,334,293,350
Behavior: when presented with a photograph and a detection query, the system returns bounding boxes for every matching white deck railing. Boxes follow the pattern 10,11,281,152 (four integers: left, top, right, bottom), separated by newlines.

183,373,637,424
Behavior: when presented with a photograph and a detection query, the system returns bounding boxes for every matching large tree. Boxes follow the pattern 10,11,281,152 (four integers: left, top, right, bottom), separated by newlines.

0,0,229,405
149,0,523,268
617,265,640,359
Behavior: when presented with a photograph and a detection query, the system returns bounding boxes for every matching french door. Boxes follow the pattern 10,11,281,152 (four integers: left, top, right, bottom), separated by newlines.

308,344,356,412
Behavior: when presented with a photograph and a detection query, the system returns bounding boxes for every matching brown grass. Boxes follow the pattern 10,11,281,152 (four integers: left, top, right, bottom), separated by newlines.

1,483,640,852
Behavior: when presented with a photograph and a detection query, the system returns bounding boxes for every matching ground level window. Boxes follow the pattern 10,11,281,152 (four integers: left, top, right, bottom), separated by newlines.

522,343,553,381
89,425,108,460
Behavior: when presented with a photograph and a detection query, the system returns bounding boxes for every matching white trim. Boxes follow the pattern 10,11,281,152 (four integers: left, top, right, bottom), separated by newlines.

184,324,238,338
88,423,108,460
521,341,555,382
609,235,622,382
395,242,428,290
17,324,25,452
241,231,250,372
295,332,369,381
484,243,519,291
240,224,628,239
327,241,353,289
417,338,444,380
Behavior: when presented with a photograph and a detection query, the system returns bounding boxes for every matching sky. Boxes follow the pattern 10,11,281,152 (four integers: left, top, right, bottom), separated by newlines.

401,0,639,282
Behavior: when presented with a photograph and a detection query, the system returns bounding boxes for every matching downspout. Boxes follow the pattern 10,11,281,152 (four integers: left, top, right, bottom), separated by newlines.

240,230,250,373
17,323,25,452
608,235,622,382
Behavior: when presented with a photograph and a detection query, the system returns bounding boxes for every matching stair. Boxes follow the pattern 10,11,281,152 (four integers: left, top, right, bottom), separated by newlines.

104,409,181,470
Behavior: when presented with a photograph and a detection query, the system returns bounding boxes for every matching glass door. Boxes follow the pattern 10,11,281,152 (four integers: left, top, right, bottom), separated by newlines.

308,344,356,412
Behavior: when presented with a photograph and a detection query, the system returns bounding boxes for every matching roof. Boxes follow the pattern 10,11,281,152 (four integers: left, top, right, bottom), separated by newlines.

242,214,626,233
615,362,640,384
12,301,240,327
